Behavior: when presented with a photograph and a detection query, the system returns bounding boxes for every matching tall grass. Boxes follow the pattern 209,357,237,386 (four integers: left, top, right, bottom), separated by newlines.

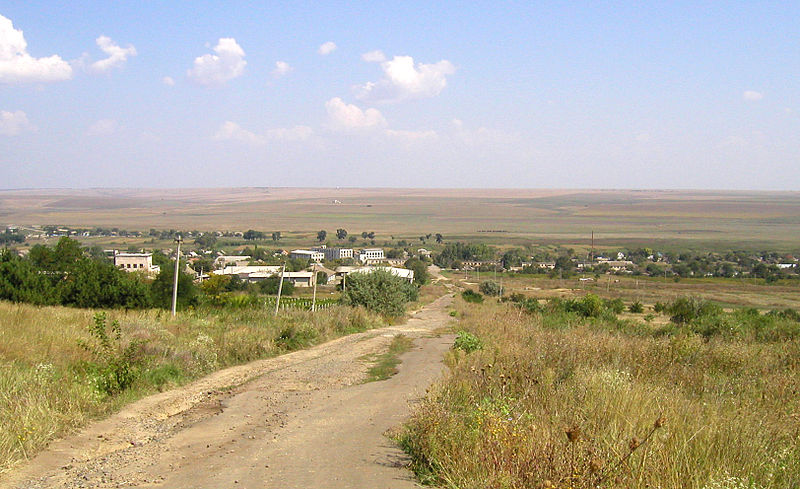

0,301,381,475
400,299,800,488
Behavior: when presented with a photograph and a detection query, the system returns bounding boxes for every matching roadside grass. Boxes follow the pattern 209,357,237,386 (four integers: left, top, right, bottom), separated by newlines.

363,335,414,382
0,301,382,476
399,296,800,488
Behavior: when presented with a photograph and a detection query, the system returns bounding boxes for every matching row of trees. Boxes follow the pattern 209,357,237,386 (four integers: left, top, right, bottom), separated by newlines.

0,238,194,309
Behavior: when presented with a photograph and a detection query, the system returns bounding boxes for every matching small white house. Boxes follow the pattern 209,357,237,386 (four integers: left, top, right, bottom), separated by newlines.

290,249,325,262
114,252,160,274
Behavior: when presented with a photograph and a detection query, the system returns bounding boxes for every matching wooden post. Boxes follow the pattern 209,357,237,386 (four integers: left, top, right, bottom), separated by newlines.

274,263,285,316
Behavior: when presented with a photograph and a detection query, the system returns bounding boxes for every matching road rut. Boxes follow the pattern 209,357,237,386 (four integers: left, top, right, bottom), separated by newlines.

4,294,455,489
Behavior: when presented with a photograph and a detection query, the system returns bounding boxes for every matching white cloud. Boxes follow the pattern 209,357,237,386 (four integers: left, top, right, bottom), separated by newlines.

0,14,72,84
356,55,455,103
385,128,437,141
187,38,246,87
325,97,386,131
743,90,763,102
162,76,175,86
0,110,36,135
265,125,313,141
361,50,386,63
214,121,313,145
89,36,136,73
318,41,337,55
272,60,292,78
86,119,117,136
214,121,264,145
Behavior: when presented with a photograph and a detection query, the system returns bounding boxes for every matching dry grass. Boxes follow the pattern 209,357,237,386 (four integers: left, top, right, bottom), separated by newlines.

399,298,800,488
0,301,382,475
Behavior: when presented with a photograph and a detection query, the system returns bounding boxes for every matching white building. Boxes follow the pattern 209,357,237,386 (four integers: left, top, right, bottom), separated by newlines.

290,249,325,262
214,265,282,281
114,252,160,274
214,255,251,268
334,266,414,283
312,246,353,261
355,248,384,264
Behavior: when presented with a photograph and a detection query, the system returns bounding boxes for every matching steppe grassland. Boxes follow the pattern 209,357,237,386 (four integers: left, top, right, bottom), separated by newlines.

400,296,800,489
3,188,800,250
0,301,382,475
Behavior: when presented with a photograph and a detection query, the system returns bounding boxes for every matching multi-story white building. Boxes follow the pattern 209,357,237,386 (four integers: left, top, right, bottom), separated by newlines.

312,246,354,261
114,252,160,274
214,255,251,269
290,249,325,262
355,248,384,264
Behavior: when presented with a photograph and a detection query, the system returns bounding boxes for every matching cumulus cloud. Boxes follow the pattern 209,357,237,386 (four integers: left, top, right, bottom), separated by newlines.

86,119,117,136
272,60,292,77
162,76,175,86
356,55,455,103
0,14,72,84
743,90,764,102
187,38,246,87
214,121,264,145
89,36,136,73
0,110,36,135
325,97,386,131
318,41,336,55
361,50,386,63
214,121,313,145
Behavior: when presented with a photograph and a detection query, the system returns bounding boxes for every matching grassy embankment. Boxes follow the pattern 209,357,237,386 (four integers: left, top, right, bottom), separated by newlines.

399,294,800,488
0,301,382,476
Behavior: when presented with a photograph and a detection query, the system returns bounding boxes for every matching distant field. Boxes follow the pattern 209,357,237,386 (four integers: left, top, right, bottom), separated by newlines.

2,188,800,251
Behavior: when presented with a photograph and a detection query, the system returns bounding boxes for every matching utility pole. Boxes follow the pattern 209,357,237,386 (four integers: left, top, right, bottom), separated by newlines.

274,263,286,316
171,235,183,317
311,268,318,312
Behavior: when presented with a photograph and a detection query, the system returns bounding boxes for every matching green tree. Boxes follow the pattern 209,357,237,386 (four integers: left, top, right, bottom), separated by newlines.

479,280,501,296
342,269,418,317
404,257,430,285
258,277,295,296
336,228,348,240
150,264,198,310
317,230,327,242
271,231,281,241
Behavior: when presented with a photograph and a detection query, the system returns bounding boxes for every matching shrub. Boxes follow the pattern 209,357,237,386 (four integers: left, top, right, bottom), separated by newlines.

653,301,666,313
604,297,625,314
461,289,484,304
479,280,502,297
258,277,295,296
453,331,482,353
342,269,418,317
78,313,142,395
667,296,721,324
629,301,644,313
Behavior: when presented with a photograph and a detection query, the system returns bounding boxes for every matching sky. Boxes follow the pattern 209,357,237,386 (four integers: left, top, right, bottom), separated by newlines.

0,1,798,190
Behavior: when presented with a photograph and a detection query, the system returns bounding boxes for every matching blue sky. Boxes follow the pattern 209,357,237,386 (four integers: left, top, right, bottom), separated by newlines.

1,1,798,189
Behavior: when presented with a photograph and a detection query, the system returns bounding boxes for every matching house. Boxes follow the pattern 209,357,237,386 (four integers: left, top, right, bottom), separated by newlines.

214,255,251,268
334,266,414,283
417,248,431,258
214,265,282,281
114,252,160,274
312,246,354,261
355,248,385,264
290,249,325,262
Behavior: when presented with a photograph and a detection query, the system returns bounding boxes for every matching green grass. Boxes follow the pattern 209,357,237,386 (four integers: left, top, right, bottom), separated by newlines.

363,335,414,382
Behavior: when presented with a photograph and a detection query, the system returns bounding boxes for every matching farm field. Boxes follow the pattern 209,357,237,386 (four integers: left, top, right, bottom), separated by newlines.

3,187,800,251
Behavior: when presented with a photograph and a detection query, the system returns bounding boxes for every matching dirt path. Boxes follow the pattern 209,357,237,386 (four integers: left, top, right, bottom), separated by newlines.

4,294,455,489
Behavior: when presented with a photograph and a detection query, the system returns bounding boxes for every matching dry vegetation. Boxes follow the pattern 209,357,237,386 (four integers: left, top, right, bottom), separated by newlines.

399,296,800,488
0,301,382,475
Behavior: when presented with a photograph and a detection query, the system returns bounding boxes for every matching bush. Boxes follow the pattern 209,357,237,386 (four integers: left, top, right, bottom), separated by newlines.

78,313,142,395
667,296,722,324
258,277,295,296
453,331,482,353
629,301,644,313
479,280,502,296
604,297,625,314
653,301,666,313
342,269,418,317
461,289,484,303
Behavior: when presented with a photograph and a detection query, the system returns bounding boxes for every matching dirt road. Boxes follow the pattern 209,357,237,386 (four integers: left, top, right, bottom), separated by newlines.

4,294,455,489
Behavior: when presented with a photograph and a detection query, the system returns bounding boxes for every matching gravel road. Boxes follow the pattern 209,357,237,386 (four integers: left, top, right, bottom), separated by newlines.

3,294,455,489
